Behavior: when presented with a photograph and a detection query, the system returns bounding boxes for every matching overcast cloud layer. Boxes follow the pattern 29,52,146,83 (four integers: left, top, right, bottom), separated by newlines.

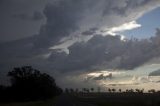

1,0,160,86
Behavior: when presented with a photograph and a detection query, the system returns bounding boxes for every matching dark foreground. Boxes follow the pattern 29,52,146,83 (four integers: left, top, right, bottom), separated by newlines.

0,94,97,106
1,92,160,106
54,94,97,106
74,92,160,106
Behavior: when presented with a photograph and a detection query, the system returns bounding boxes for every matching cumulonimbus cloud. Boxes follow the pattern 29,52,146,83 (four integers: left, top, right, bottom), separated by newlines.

1,0,160,85
46,29,160,72
33,0,160,48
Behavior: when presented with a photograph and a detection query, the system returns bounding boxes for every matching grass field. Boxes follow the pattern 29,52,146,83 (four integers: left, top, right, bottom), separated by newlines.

1,93,160,106
0,97,57,106
74,92,160,106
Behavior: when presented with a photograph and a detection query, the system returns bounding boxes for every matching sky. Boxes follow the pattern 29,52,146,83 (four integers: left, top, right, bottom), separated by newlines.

123,7,160,39
1,0,160,91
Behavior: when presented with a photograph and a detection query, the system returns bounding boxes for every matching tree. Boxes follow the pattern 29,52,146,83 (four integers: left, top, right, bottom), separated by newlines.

65,88,69,93
119,89,122,93
140,89,144,93
82,88,86,93
135,89,140,93
75,88,79,93
108,88,111,93
148,89,156,93
126,89,129,92
86,88,90,93
112,88,116,93
91,88,94,92
70,88,74,93
7,66,62,101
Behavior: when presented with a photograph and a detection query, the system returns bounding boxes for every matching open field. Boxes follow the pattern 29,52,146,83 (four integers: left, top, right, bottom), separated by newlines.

73,92,160,106
1,93,160,106
0,97,56,106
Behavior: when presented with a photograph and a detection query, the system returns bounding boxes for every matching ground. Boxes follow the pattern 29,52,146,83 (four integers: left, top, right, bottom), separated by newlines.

1,92,160,106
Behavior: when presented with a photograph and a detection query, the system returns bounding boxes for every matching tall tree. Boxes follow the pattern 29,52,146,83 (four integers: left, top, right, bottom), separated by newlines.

8,66,62,101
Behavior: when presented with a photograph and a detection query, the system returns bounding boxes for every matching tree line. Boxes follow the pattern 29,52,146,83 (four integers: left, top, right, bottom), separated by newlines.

64,87,159,94
0,66,62,102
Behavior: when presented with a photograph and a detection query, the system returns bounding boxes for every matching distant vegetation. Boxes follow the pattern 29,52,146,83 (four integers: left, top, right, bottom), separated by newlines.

64,87,160,94
64,87,160,106
0,66,62,103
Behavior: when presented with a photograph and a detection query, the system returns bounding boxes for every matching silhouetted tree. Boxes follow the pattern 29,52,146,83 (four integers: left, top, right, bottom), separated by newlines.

7,66,62,101
127,89,134,93
148,89,156,93
69,88,74,93
108,88,111,93
91,88,94,92
112,88,116,92
140,89,144,93
135,89,140,93
86,88,90,93
75,88,79,93
82,88,86,93
119,89,122,93
126,89,129,92
65,88,69,93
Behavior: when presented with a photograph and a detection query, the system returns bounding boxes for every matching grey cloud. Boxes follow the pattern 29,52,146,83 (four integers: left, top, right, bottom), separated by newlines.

81,28,98,35
93,74,112,80
33,0,88,47
102,0,158,16
0,0,160,43
0,0,52,43
12,11,44,21
1,29,160,88
33,0,160,48
45,28,160,72
51,35,124,71
32,11,44,20
2,29,160,74
1,0,160,86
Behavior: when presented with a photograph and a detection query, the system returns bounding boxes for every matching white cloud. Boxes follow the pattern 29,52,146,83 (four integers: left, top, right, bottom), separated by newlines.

104,21,141,35
100,21,141,41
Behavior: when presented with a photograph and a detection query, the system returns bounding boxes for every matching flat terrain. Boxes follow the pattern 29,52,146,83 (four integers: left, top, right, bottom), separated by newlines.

54,94,97,106
75,92,160,106
1,93,160,106
0,97,56,106
0,94,96,106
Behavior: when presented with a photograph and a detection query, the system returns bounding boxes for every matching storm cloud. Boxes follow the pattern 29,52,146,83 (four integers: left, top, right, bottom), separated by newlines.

1,0,160,87
45,30,160,72
33,0,160,48
12,11,44,21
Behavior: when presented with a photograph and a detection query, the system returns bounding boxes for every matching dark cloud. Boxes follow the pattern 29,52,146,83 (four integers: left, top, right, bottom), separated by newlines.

32,11,44,20
12,11,44,21
102,0,152,16
1,0,160,87
0,0,51,42
44,29,160,72
1,28,160,74
81,28,98,35
33,0,160,48
93,74,112,80
0,0,160,43
33,1,86,47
